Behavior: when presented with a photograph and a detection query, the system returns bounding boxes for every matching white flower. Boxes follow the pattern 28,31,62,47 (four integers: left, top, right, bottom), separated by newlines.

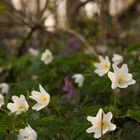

72,74,84,87
108,64,136,89
29,48,39,57
7,95,29,115
0,83,9,95
18,125,37,140
94,56,111,77
41,49,53,64
0,94,4,108
86,109,116,138
29,85,50,111
112,53,123,65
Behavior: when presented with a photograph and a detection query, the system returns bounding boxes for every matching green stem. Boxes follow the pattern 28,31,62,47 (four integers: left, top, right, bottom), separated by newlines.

0,108,9,114
10,114,16,131
50,101,62,118
113,92,117,107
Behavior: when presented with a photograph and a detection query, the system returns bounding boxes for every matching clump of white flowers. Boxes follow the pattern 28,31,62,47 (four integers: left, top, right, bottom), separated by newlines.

29,85,50,111
72,74,84,87
7,95,29,115
86,108,116,138
0,83,9,95
18,124,37,140
41,49,53,65
108,64,136,89
94,55,111,77
112,53,123,65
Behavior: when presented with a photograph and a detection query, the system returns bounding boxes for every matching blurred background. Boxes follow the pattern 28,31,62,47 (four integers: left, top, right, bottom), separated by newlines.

0,0,140,57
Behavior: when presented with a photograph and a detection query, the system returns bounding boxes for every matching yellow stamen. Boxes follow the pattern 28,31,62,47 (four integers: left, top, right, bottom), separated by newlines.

40,95,47,103
102,63,109,71
116,75,125,84
17,103,25,110
45,54,50,60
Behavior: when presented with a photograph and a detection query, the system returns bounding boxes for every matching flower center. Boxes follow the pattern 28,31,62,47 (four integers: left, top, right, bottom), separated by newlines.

44,54,50,60
102,63,109,71
116,75,125,84
97,120,108,130
40,95,47,103
17,102,25,110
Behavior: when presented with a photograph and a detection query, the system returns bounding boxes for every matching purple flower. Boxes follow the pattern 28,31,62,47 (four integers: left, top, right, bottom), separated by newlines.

62,76,75,99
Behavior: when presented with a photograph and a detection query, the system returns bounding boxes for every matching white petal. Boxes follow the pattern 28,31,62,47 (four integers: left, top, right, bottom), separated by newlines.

31,91,42,98
99,55,104,62
32,103,45,111
127,79,136,85
87,116,96,123
105,56,110,62
94,129,101,138
27,125,37,139
112,64,119,73
111,83,117,89
86,126,95,133
108,72,115,82
94,63,99,68
105,112,112,121
39,85,50,100
39,84,47,95
96,108,104,119
0,94,4,107
12,96,20,103
95,69,105,77
126,73,132,81
121,64,128,74
108,123,116,131
118,83,128,88
7,103,16,113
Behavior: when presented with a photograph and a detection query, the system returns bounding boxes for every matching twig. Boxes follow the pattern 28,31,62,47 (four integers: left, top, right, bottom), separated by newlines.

100,111,103,140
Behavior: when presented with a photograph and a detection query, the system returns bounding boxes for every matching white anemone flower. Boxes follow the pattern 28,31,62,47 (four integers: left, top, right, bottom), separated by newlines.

108,64,136,89
72,74,84,87
0,83,9,95
29,85,50,111
86,109,116,138
0,94,4,108
7,95,29,115
29,48,39,57
112,53,123,65
94,56,111,77
41,49,53,64
18,125,37,140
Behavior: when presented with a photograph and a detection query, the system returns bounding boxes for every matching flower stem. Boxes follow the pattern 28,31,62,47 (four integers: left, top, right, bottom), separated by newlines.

10,114,16,130
50,101,62,118
101,112,103,140
114,93,117,106
0,108,9,114
113,91,117,107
